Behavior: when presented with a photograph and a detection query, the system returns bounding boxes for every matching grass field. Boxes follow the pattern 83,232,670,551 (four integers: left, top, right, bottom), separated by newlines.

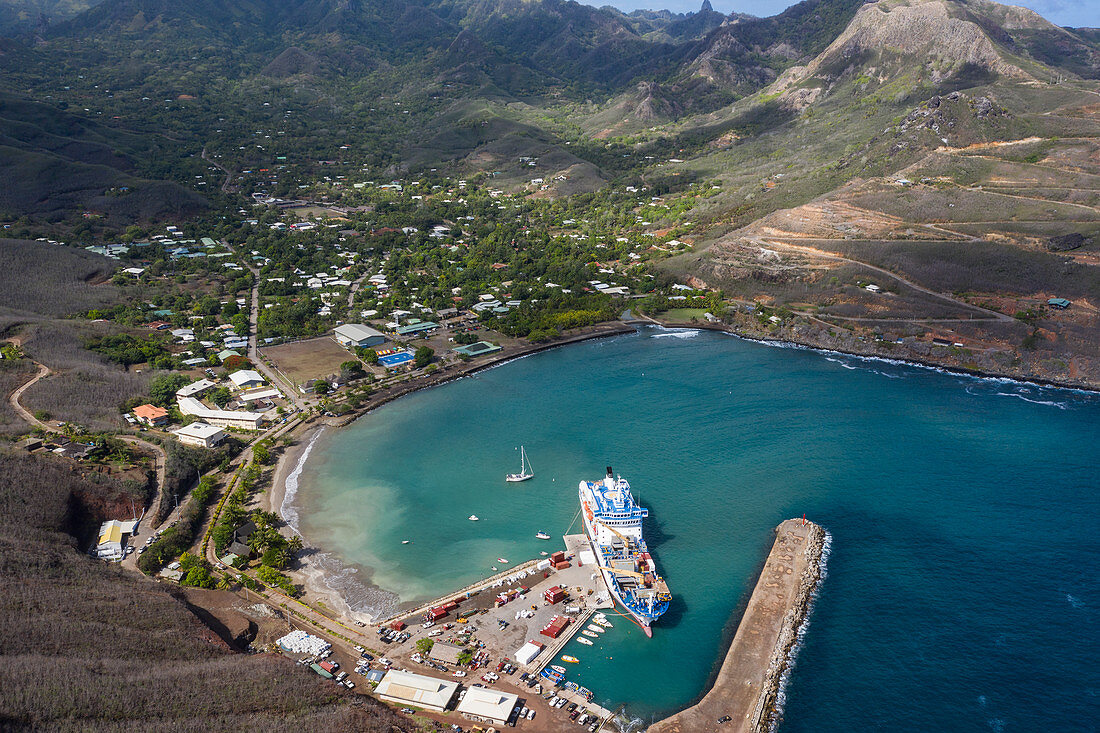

261,336,358,386
661,308,711,322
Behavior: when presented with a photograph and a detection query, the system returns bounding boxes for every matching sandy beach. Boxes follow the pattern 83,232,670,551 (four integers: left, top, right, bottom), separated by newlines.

257,322,638,627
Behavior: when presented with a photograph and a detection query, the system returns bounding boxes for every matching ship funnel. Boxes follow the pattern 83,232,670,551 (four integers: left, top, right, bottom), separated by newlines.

606,466,613,478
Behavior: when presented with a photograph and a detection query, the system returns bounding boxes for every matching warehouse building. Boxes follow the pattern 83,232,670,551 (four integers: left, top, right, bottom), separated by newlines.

374,670,458,713
456,685,520,726
334,323,386,348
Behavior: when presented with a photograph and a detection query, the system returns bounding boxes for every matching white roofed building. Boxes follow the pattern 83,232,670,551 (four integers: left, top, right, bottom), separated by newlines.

228,369,265,389
374,670,458,713
456,685,520,725
172,422,226,448
176,378,216,399
177,397,264,430
334,323,386,349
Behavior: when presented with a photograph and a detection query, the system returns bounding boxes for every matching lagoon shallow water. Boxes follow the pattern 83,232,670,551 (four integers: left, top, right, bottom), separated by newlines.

293,326,1100,729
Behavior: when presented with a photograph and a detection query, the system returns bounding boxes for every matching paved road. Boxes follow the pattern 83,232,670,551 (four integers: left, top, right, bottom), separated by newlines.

233,247,310,412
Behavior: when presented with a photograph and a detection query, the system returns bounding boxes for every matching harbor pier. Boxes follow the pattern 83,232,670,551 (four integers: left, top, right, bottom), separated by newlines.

650,518,827,733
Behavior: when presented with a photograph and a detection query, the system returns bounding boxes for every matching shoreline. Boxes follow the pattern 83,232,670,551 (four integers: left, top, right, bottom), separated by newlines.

257,316,1093,715
650,316,1100,395
262,322,638,627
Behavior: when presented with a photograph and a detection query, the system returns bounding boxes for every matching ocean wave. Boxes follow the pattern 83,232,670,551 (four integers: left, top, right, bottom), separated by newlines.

770,529,832,732
311,550,402,623
993,391,1069,409
280,427,324,535
733,332,1097,399
280,428,402,622
650,328,701,339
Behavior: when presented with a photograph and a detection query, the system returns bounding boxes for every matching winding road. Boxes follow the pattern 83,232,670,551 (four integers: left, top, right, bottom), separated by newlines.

8,359,168,567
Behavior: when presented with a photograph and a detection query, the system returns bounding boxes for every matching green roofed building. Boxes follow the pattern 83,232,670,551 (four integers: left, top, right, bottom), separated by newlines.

452,341,502,357
1048,298,1071,309
395,319,439,336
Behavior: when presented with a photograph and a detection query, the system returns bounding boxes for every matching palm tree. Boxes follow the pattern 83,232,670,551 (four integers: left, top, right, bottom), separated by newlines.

216,573,232,591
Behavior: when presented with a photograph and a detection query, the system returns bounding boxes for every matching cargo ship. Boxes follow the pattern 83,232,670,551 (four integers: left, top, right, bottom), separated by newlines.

579,467,671,637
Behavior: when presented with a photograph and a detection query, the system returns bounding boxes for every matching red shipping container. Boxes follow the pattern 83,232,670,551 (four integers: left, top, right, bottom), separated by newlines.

390,620,406,631
550,551,566,564
554,561,571,570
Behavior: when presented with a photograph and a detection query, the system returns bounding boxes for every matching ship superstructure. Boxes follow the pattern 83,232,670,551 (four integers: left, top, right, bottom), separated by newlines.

579,467,670,637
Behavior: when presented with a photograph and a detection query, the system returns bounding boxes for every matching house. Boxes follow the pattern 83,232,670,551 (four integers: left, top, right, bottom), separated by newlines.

172,421,226,448
176,378,216,399
16,437,42,452
1048,297,1071,309
374,670,459,713
428,641,465,666
133,404,169,426
234,521,257,547
217,349,240,362
61,443,93,460
334,323,386,349
456,686,520,726
96,519,137,561
228,369,265,389
395,319,439,337
227,540,252,559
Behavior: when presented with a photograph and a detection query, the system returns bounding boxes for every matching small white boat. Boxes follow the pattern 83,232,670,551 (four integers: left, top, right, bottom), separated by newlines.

540,551,548,556
550,665,567,674
576,636,593,646
401,540,411,544
582,630,599,638
497,557,509,564
505,446,534,482
595,619,613,628
536,531,551,540
469,515,479,521
491,566,498,571
586,624,604,634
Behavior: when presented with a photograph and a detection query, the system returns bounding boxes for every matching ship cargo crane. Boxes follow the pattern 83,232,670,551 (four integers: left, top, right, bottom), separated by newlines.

595,564,672,599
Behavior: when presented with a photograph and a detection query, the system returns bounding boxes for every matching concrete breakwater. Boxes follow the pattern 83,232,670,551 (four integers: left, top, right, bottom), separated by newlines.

649,518,827,733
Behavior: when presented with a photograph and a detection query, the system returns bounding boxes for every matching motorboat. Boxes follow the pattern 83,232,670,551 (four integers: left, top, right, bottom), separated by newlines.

469,515,479,521
576,636,593,646
582,630,599,638
550,665,567,675
536,531,551,540
586,624,604,634
561,655,579,663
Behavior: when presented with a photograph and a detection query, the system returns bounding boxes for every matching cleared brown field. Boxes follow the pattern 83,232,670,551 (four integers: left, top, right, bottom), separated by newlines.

261,336,357,386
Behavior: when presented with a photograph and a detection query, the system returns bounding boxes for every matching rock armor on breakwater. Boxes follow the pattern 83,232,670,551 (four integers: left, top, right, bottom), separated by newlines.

649,518,826,733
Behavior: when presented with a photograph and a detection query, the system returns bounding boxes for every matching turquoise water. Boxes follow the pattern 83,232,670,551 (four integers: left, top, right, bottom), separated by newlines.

293,327,1100,729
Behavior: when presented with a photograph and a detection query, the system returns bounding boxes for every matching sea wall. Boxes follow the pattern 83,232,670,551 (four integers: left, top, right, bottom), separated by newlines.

648,518,826,733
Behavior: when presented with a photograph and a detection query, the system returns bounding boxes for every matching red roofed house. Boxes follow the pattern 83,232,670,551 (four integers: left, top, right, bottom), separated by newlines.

133,404,169,427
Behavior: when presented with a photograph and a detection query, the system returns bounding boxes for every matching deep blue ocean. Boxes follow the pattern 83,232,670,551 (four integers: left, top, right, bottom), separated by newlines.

291,326,1099,730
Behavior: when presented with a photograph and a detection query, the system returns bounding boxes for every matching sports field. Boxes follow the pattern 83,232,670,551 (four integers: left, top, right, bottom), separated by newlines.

261,337,353,385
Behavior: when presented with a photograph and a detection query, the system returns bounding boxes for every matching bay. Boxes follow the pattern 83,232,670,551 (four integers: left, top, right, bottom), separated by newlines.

293,326,1100,730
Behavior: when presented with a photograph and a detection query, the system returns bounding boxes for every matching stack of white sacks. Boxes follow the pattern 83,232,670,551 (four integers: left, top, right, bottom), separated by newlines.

276,630,331,656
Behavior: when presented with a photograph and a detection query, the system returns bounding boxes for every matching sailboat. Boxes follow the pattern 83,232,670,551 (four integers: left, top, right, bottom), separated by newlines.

505,446,534,483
